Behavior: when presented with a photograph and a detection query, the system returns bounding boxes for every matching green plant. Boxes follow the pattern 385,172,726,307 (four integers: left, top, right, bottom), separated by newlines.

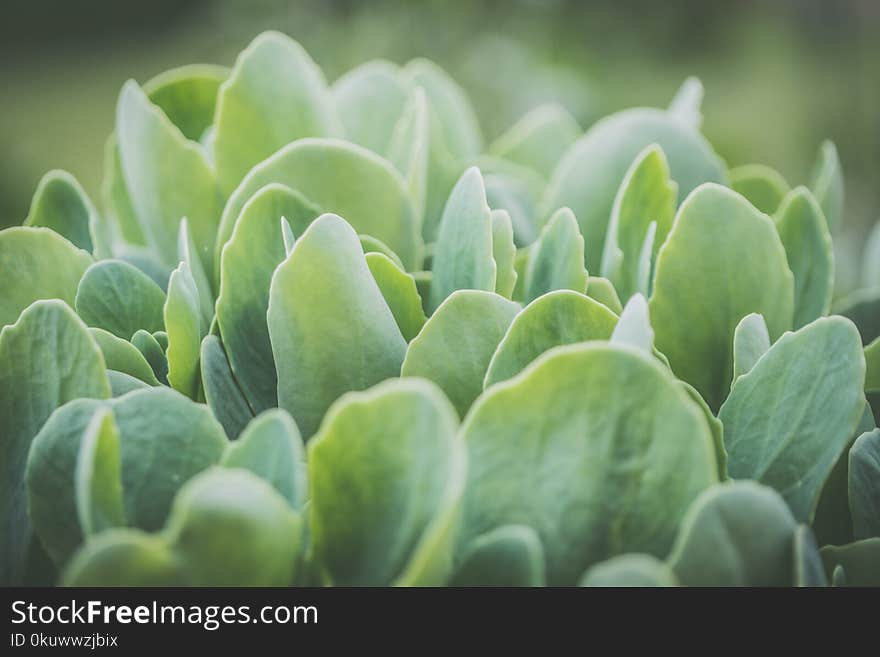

1,31,878,587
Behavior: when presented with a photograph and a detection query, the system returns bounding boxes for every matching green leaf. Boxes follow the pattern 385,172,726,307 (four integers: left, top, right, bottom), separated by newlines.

720,317,865,521
107,371,151,397
585,276,623,314
451,525,545,587
177,219,214,328
461,342,718,585
650,184,794,410
600,145,677,302
75,259,167,339
308,378,465,585
360,234,403,268
75,409,125,536
810,140,844,232
861,222,880,289
102,137,148,247
366,253,427,342
282,218,296,255
63,529,183,586
268,214,406,438
484,165,542,246
116,80,222,275
24,170,96,252
213,31,339,194
490,209,518,299
680,381,727,479
667,76,704,128
0,301,110,584
489,104,581,176
849,429,880,539
165,468,301,586
0,226,93,328
429,167,496,313
866,337,880,392
142,64,227,142
542,108,726,270
164,262,203,399
200,335,254,440
731,313,771,384
484,291,617,388
222,409,307,510
610,294,653,353
402,290,520,418
217,138,420,272
525,207,587,303
729,163,790,215
387,86,429,223
216,184,320,412
131,329,168,385
792,524,827,587
820,538,880,587
89,328,160,386
668,482,798,586
114,245,171,291
579,554,678,587
332,60,408,155
774,187,834,328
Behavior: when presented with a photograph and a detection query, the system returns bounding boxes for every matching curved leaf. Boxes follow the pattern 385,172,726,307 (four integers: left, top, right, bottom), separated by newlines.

24,170,96,252
75,409,125,536
489,103,581,176
366,252,427,342
451,525,545,587
89,328,159,386
490,209,518,299
729,163,790,215
820,538,880,587
580,554,677,587
810,140,844,232
199,335,254,440
849,429,880,539
610,294,654,353
130,329,168,385
164,262,203,399
731,313,771,383
525,207,587,303
63,529,183,586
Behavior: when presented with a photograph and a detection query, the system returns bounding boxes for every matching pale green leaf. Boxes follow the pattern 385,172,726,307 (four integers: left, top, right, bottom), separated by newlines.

610,293,653,353
810,140,844,232
164,261,203,399
89,328,159,386
525,207,587,303
585,276,623,314
24,170,96,252
849,429,880,540
366,252,427,342
199,335,253,440
667,76,704,128
731,313,771,383
580,554,678,587
490,209,518,299
729,163,790,215
489,103,581,176
75,409,125,536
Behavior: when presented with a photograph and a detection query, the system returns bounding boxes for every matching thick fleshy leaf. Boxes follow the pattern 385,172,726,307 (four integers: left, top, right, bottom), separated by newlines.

792,525,827,587
200,335,253,439
89,328,159,386
366,253,427,342
75,409,125,536
166,468,301,586
489,104,580,176
63,529,183,586
731,313,771,384
650,184,794,410
600,145,677,302
451,525,545,587
525,207,587,303
667,76,703,128
268,214,406,438
774,187,834,328
681,381,727,479
810,140,844,232
213,31,339,194
729,163,790,215
217,138,420,272
360,234,403,267
820,539,880,587
484,165,542,246
116,80,222,274
114,245,171,291
0,301,110,584
542,108,726,270
610,294,653,353
24,170,96,252
402,290,519,417
387,86,429,223
75,259,167,339
849,429,880,539
862,222,880,289
222,409,307,510
142,64,227,142
668,482,798,586
490,209,517,299
107,371,150,397
866,338,880,392
164,262,203,399
216,184,320,412
332,60,408,154
720,317,865,521
309,378,465,586
0,226,93,328
177,219,214,328
131,329,168,385
461,343,718,585
585,276,623,314
579,554,678,587
429,167,496,313
484,291,617,388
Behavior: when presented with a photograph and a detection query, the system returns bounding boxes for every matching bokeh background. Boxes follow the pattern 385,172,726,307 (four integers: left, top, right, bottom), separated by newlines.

1,0,878,287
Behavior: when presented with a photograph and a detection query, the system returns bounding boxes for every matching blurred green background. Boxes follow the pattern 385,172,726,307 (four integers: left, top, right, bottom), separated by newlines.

1,0,878,284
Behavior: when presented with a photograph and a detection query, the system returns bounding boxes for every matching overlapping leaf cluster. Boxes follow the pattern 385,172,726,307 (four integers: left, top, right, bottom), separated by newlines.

2,32,878,587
